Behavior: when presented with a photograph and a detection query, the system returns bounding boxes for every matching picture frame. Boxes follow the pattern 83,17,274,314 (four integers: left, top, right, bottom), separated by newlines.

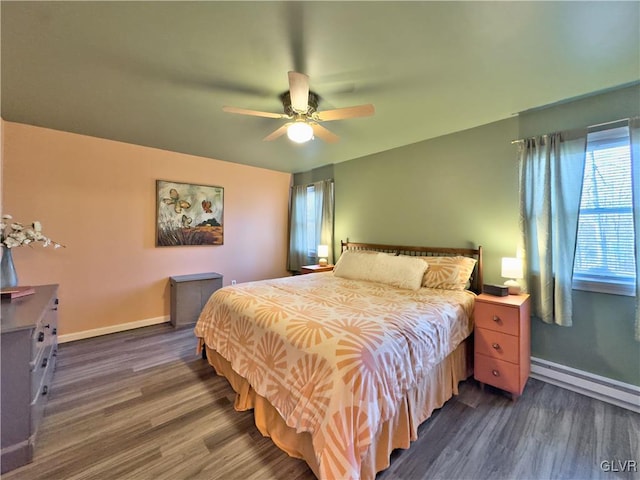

156,180,224,246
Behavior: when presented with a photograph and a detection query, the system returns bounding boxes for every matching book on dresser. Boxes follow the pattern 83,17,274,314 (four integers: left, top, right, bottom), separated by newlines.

1,286,36,300
0,284,59,473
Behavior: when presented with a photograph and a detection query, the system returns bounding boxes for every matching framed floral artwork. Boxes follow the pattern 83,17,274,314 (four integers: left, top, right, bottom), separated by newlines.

156,180,224,246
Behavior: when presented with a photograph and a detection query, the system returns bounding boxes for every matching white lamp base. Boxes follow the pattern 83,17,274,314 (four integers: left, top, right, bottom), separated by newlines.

318,258,328,267
504,279,521,295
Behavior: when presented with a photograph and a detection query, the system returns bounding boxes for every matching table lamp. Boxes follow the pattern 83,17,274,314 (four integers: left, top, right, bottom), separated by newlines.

501,257,523,294
317,245,329,266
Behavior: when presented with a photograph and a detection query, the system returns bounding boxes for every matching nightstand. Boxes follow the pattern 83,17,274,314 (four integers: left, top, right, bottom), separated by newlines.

474,293,530,400
300,265,334,274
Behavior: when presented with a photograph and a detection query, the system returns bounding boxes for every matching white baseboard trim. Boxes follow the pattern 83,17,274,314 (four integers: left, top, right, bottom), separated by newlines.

530,356,640,413
58,316,170,344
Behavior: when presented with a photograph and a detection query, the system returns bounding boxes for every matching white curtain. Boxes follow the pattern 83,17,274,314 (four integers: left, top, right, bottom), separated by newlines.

518,132,587,326
287,180,334,272
630,118,640,341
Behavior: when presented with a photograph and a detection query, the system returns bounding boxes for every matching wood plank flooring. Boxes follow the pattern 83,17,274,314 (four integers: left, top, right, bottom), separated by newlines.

3,324,638,480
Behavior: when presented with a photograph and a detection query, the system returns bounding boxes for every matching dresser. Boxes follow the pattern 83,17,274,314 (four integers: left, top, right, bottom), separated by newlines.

474,293,530,399
1,284,59,473
170,273,223,328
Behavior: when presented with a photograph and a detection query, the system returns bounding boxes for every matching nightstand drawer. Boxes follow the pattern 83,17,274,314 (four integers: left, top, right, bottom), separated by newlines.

474,354,521,394
474,328,519,364
475,302,519,336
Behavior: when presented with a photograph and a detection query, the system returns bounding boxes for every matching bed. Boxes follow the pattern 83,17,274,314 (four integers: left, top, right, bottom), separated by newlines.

194,241,483,479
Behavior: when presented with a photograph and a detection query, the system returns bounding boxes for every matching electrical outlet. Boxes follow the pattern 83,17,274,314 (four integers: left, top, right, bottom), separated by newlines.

231,280,236,285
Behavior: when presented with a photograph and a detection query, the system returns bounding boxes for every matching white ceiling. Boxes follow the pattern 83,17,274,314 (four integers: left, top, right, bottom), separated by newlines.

2,1,639,173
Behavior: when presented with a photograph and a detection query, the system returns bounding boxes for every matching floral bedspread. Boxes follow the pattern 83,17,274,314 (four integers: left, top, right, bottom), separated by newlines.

194,273,475,479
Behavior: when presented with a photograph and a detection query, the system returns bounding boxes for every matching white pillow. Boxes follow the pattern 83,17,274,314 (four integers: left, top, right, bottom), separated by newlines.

333,250,379,279
334,251,428,290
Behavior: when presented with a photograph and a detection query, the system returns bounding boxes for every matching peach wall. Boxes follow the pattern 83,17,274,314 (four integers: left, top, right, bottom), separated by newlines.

2,121,291,336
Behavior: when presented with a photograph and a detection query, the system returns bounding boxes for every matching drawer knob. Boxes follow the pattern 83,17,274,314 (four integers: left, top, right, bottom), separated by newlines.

52,328,57,335
492,343,500,350
37,332,45,342
492,370,500,377
492,315,501,323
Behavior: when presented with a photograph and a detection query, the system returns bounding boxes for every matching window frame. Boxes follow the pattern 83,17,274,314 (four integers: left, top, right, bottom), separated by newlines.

572,126,636,297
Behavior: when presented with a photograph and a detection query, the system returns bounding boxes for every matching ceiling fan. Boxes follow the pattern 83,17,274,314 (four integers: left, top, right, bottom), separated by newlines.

222,71,375,144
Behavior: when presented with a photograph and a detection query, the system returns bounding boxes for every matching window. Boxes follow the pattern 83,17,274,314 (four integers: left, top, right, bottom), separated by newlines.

573,126,636,296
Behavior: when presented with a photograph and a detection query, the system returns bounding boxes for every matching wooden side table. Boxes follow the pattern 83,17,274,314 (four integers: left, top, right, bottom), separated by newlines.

473,293,530,399
169,273,223,328
301,265,334,274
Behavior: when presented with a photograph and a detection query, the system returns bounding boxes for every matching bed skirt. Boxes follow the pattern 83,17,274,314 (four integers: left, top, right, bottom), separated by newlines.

204,337,472,480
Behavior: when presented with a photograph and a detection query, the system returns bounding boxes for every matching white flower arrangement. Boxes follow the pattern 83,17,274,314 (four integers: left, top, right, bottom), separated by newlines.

1,214,64,249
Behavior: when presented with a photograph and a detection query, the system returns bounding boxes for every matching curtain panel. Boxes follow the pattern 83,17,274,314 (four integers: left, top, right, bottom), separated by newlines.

518,133,587,326
288,184,308,272
314,180,335,266
630,118,640,341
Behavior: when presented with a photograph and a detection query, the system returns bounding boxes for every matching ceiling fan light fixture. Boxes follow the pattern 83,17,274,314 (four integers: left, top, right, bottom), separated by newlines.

287,121,314,143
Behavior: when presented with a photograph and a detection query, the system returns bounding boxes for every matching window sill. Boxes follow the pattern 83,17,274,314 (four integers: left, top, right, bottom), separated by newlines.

572,278,636,297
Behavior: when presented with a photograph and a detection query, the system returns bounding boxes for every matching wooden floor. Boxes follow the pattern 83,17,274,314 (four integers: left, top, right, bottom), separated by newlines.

4,324,639,480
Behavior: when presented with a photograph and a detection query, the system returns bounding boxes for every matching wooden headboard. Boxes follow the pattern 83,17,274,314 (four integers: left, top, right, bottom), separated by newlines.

340,240,483,294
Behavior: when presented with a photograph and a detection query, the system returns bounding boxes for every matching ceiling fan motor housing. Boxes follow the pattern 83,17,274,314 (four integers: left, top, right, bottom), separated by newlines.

280,90,320,116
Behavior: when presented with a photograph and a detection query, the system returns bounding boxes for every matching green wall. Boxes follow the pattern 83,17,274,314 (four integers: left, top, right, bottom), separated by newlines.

325,84,639,386
334,117,520,292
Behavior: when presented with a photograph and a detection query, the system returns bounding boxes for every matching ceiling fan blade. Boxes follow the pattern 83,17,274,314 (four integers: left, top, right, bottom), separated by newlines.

263,124,290,142
223,106,286,119
311,123,339,143
315,104,375,122
288,71,309,114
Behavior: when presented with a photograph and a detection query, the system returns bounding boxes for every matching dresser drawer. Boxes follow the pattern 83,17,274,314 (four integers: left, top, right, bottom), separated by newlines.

474,328,519,364
30,355,55,436
474,354,521,394
31,344,54,402
475,302,520,336
30,304,57,363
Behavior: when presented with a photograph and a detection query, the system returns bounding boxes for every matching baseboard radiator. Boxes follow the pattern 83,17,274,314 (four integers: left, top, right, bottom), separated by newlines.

530,357,640,413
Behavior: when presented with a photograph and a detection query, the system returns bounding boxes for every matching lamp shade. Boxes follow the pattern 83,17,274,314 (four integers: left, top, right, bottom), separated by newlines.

317,245,329,258
501,257,523,279
287,122,313,143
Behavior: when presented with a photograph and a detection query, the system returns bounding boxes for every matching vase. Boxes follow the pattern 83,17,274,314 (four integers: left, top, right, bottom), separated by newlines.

1,247,18,289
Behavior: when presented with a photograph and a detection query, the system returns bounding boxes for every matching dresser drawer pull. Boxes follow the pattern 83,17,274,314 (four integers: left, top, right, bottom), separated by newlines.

52,328,57,335
492,343,501,350
492,315,501,323
42,385,48,396
37,332,45,342
41,357,48,368
492,370,500,377
44,323,50,329
55,298,59,305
